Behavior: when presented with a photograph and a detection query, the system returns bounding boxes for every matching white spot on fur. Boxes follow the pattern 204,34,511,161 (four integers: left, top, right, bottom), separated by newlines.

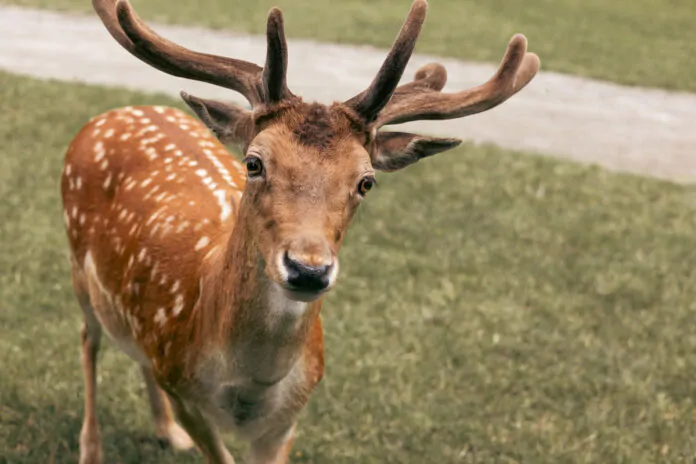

170,280,180,294
144,147,158,161
138,248,147,263
195,236,210,251
172,294,184,316
213,190,231,222
104,128,115,138
94,141,105,159
146,209,163,225
154,308,167,327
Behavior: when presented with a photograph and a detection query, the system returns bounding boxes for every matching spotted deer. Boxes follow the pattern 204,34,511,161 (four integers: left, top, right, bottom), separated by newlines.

62,0,539,462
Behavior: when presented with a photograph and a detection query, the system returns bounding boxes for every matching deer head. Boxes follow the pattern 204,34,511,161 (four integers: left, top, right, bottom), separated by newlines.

92,0,539,303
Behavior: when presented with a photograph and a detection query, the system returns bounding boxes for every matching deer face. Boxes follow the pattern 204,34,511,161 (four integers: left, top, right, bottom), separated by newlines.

238,105,373,301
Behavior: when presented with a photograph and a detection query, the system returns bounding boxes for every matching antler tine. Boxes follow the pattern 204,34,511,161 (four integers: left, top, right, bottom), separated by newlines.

346,0,428,123
375,34,540,127
93,0,266,106
262,8,294,103
391,62,448,97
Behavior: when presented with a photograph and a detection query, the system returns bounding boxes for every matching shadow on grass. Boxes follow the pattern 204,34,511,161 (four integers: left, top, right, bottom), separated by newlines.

2,386,204,464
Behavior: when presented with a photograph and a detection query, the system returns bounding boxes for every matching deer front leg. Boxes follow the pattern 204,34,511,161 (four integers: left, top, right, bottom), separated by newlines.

248,424,297,464
167,393,236,464
141,366,195,451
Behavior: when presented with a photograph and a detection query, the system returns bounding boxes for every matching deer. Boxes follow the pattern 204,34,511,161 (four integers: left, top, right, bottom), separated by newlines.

61,0,539,462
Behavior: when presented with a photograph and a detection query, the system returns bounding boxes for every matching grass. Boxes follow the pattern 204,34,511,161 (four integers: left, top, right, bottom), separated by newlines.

3,69,696,463
2,0,696,93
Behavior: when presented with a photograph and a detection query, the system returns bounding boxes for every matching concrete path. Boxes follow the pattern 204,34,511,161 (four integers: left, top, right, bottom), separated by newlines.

1,6,694,183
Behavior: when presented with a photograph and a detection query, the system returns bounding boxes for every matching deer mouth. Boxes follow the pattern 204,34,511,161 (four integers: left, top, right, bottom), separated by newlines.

279,285,328,303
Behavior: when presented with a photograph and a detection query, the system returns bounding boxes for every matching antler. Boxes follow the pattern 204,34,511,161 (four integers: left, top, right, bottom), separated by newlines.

92,0,294,107
345,0,428,123
375,34,540,127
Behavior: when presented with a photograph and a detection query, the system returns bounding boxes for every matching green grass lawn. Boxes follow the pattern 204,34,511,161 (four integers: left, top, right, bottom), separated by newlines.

2,0,695,93
3,69,696,463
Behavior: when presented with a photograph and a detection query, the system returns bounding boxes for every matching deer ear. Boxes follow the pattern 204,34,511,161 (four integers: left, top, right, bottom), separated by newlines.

180,91,254,146
370,131,462,172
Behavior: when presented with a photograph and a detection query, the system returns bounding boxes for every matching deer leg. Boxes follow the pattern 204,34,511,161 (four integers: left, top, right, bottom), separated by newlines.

167,393,236,464
248,424,297,464
140,366,195,451
78,311,103,464
69,255,104,464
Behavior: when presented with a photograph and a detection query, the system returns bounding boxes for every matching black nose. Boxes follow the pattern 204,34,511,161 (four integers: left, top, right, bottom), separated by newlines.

283,252,332,292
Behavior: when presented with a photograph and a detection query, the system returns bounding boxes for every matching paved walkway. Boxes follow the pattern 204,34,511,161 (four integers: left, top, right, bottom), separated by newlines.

1,6,695,183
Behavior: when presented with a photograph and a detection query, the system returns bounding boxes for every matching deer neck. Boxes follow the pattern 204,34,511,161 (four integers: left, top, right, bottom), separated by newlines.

194,198,321,384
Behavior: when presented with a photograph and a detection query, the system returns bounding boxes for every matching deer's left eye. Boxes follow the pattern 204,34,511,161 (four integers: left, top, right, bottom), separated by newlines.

244,156,264,177
357,176,376,196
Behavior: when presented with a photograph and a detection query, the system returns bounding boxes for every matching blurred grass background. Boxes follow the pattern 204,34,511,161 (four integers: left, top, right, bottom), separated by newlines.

1,0,695,91
2,66,696,463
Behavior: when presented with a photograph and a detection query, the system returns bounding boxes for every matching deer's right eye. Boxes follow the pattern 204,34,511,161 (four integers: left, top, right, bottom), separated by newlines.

244,156,264,177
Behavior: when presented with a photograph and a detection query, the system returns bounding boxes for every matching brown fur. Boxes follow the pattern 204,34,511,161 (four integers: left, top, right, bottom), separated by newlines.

292,103,336,150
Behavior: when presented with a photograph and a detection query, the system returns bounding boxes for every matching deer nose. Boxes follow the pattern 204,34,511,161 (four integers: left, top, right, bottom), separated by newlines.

282,251,334,292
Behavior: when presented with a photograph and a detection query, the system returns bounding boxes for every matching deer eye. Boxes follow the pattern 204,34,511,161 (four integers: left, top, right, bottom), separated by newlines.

244,156,264,177
357,176,376,196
